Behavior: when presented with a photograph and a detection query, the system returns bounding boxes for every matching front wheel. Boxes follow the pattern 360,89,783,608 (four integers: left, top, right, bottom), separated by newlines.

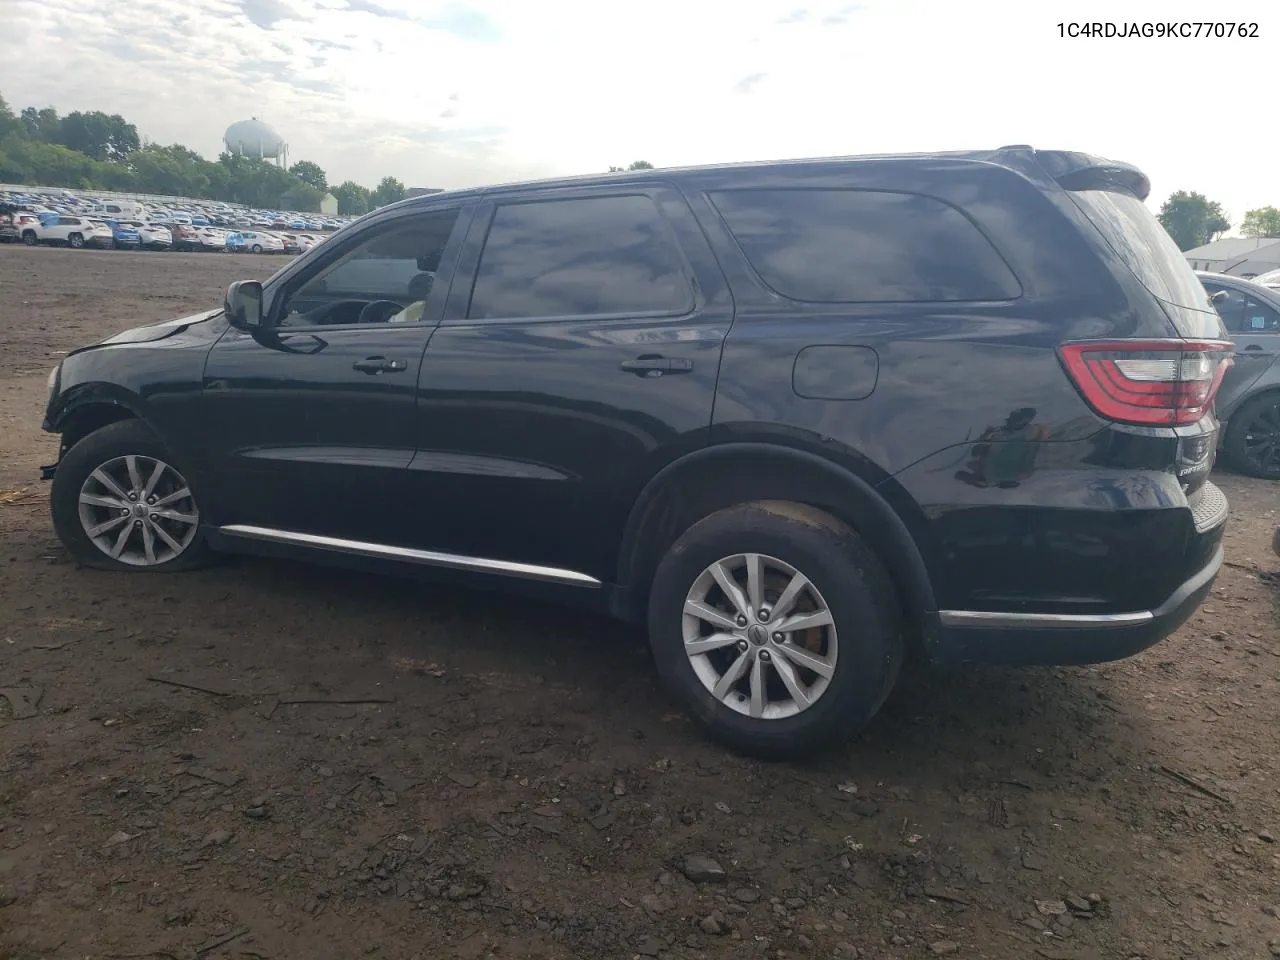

22,230,37,246
1223,393,1280,480
648,501,903,759
251,244,263,254
51,420,214,572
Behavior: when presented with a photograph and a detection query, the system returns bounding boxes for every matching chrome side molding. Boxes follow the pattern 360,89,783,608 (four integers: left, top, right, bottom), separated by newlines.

938,609,1155,630
217,524,602,588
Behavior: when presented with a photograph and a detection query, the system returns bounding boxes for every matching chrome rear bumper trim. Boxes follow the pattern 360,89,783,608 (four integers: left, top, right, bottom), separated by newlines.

218,524,602,587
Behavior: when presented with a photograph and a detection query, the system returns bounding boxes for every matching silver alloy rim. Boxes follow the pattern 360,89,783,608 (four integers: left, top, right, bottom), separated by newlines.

77,455,199,567
682,553,838,720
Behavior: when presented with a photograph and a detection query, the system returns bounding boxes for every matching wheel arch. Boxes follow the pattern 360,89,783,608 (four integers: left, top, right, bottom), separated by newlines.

47,386,151,457
615,443,937,632
1221,381,1280,423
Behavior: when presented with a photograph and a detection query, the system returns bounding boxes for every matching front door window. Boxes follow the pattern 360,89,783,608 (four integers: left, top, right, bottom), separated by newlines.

278,210,459,327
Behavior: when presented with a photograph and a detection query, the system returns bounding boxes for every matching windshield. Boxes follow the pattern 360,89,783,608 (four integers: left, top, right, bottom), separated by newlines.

1069,188,1217,319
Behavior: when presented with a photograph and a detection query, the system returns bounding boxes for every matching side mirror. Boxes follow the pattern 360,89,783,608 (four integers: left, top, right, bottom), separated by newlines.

1209,289,1229,305
225,280,264,330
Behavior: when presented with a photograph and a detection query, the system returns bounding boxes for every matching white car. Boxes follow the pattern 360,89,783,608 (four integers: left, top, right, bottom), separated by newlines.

135,222,173,250
21,215,115,249
237,231,285,254
198,228,229,252
283,232,325,253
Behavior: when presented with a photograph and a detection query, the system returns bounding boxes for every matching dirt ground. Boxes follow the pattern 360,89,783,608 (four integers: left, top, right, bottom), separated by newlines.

1,245,1279,960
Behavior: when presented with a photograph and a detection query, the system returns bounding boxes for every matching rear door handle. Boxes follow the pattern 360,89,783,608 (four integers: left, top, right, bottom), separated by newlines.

352,356,407,374
620,356,693,377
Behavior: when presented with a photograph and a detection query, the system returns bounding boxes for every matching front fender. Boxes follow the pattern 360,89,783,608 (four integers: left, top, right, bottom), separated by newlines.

44,380,148,434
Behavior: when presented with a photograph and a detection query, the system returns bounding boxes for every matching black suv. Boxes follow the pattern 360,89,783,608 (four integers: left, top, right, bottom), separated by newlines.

41,147,1232,757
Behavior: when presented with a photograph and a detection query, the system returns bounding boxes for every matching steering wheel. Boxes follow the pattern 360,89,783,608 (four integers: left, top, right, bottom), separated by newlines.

356,300,405,325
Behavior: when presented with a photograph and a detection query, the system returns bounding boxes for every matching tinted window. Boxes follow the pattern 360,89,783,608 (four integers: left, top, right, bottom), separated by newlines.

1070,189,1215,322
709,188,1020,303
468,195,692,320
278,209,458,327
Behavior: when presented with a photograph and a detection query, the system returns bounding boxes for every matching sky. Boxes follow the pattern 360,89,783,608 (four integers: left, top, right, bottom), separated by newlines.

2,0,1275,229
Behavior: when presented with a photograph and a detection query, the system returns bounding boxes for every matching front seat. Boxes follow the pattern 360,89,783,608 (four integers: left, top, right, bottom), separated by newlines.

388,272,435,324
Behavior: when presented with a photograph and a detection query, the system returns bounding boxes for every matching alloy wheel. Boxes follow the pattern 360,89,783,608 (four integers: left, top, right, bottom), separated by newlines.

1242,401,1280,475
77,455,199,567
682,553,837,720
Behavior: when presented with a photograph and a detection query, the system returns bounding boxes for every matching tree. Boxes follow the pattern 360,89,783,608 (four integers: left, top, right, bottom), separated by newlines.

0,93,413,214
56,111,139,162
1241,206,1280,239
20,106,60,142
1157,191,1230,251
279,182,324,213
130,143,210,198
608,160,656,172
370,175,406,208
0,94,18,139
332,179,371,216
290,160,327,192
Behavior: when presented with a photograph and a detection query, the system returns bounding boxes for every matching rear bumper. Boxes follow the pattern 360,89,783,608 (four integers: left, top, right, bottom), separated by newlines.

927,543,1223,666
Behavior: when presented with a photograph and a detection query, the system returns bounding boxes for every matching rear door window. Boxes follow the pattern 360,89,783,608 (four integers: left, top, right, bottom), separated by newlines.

467,195,693,320
708,188,1021,303
1069,189,1218,329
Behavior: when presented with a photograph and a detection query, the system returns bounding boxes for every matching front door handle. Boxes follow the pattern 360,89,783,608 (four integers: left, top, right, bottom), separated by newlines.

352,356,407,374
620,355,694,377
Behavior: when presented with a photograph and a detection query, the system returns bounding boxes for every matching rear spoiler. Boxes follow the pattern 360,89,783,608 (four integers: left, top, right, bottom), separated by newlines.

1029,149,1151,201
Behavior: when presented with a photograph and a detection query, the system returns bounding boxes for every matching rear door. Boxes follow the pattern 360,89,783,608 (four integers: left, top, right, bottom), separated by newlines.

1204,279,1280,413
406,185,734,582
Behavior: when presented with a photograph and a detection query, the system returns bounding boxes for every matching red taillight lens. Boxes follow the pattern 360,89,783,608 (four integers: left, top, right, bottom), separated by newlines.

1057,339,1234,427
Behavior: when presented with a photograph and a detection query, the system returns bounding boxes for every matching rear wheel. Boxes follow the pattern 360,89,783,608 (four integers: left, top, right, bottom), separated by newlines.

67,233,84,248
251,244,263,254
22,230,37,246
648,501,903,759
1223,393,1280,480
51,420,213,572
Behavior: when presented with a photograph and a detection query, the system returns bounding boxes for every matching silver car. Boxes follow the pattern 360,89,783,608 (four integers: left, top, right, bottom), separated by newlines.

1197,271,1280,479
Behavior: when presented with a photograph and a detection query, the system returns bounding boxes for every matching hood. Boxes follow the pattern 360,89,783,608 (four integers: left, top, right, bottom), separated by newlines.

83,309,222,349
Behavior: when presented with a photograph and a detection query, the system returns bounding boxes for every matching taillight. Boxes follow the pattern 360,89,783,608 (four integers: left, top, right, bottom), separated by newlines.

1057,339,1234,427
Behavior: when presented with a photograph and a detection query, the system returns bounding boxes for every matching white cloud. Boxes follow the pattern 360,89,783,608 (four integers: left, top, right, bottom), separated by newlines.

3,0,1275,226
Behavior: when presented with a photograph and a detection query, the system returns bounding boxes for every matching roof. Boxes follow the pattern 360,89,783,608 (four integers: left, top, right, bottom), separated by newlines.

1182,237,1280,259
380,145,1133,215
1195,270,1280,306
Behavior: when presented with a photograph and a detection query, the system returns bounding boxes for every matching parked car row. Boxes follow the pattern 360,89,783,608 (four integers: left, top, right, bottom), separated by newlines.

0,186,354,232
0,185,354,256
3,210,325,255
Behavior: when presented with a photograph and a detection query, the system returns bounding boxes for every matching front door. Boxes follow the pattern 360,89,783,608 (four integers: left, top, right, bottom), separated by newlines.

407,186,734,583
199,204,469,544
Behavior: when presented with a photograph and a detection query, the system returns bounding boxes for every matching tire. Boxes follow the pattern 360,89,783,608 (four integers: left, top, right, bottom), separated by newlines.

647,501,904,759
51,419,214,572
22,230,37,246
68,233,84,248
251,244,263,254
1223,392,1280,480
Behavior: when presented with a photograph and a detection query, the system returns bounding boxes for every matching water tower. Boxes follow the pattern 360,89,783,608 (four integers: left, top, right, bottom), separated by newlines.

223,118,289,168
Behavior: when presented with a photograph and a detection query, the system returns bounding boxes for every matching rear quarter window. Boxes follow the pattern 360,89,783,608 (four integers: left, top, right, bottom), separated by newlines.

708,188,1021,303
1068,189,1219,335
